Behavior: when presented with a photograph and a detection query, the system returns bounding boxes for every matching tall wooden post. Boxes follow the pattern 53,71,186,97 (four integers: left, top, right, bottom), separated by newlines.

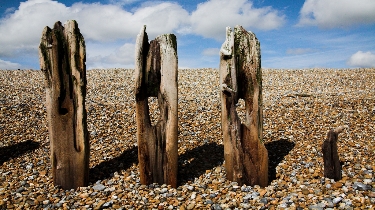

219,25,268,187
322,126,345,181
135,26,178,188
39,20,89,189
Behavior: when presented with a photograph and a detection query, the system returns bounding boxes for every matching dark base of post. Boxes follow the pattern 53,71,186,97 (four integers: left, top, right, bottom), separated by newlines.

322,126,345,181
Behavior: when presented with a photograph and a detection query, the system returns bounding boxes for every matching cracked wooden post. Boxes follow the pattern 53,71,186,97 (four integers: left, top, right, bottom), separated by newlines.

135,26,178,188
219,25,268,187
322,126,346,181
39,20,89,189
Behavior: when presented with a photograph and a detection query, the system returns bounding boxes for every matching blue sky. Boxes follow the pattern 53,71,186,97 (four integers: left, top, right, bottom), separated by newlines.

1,0,375,69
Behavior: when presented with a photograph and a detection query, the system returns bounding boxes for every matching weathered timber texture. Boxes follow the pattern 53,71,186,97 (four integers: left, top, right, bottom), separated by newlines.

322,126,345,181
39,20,89,189
219,25,268,187
135,26,178,188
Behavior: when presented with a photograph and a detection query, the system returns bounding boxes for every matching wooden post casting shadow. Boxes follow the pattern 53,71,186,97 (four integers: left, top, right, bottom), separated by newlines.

39,20,89,189
219,25,268,187
135,26,178,188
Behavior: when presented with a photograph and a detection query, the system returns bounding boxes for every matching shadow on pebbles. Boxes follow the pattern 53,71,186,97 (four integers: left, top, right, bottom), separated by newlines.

0,68,375,209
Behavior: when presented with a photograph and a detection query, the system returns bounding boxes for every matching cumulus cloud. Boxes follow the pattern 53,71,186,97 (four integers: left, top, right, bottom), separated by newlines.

298,0,375,28
202,48,220,56
0,59,22,69
347,51,375,67
190,0,285,40
88,43,135,69
0,0,189,58
0,0,285,68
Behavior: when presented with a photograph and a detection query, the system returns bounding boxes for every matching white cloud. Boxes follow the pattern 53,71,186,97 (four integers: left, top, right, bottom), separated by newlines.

88,43,135,69
0,0,68,57
0,59,22,69
190,0,285,40
298,0,375,28
347,51,375,67
0,0,285,69
0,0,189,58
202,48,220,56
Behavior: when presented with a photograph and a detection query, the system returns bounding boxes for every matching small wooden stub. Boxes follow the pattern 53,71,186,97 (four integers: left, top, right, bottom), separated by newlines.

322,126,345,181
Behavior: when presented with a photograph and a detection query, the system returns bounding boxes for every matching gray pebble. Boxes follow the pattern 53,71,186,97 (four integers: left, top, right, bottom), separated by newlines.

353,182,372,191
333,197,342,204
308,205,324,210
212,204,221,210
241,186,252,192
103,201,113,208
92,184,106,191
16,187,25,193
260,198,268,204
205,199,213,204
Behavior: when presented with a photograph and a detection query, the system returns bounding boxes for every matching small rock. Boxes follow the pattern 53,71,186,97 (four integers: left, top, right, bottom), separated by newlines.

16,187,25,193
333,197,342,204
241,186,251,192
363,179,372,184
302,188,310,195
186,203,195,210
206,199,213,205
92,184,106,191
103,201,113,208
279,203,288,208
212,204,222,210
308,205,323,210
259,189,267,197
79,193,89,199
353,182,371,191
94,200,106,210
332,182,343,189
240,203,251,208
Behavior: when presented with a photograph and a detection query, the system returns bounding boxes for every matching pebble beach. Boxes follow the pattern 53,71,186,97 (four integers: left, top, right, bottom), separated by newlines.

1,68,375,209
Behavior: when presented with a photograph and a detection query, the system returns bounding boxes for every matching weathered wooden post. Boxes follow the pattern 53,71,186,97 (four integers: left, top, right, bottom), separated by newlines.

219,25,268,187
135,26,178,188
322,126,346,181
39,20,89,189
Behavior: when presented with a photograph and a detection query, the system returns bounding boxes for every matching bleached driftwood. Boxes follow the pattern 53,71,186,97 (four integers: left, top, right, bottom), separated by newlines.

39,20,89,189
135,26,178,188
219,25,268,187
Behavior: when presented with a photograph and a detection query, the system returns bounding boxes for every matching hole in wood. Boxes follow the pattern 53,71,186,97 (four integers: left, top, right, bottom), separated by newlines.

59,108,68,115
236,98,246,125
148,96,160,126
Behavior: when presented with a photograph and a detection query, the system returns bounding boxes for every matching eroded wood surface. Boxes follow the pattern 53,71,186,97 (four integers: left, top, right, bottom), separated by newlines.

219,25,268,187
39,20,89,189
135,26,178,188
